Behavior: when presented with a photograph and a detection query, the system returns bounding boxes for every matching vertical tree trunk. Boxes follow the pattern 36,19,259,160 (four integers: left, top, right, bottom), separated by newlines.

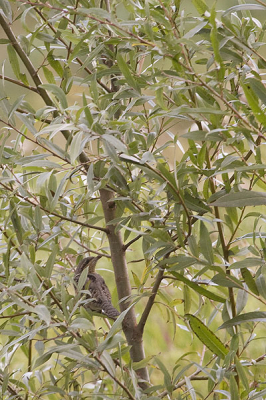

100,188,149,386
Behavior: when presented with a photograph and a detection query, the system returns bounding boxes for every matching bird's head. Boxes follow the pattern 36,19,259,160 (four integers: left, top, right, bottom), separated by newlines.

74,255,102,282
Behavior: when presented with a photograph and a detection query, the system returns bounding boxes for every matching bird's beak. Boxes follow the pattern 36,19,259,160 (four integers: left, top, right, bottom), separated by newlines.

96,255,103,260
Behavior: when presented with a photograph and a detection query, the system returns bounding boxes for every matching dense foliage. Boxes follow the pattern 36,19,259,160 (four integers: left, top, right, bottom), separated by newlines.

1,0,266,398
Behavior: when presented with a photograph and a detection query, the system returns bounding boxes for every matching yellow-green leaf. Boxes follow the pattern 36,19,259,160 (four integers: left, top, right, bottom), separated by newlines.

186,314,228,358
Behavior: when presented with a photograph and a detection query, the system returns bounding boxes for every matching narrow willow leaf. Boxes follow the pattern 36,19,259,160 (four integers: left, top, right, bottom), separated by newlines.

171,271,226,303
184,192,211,213
236,289,248,315
132,271,141,289
167,254,198,271
100,350,116,377
78,7,110,19
184,285,191,314
186,314,228,358
70,318,95,330
7,44,20,79
210,191,266,207
50,172,70,211
34,205,43,232
132,355,154,370
185,376,196,400
39,84,68,109
199,221,214,264
256,274,266,299
156,358,173,394
8,95,25,121
229,258,264,269
10,199,23,245
192,0,209,14
219,311,266,329
103,139,120,163
43,66,56,84
87,163,95,193
35,305,51,325
157,163,177,189
102,134,127,153
230,374,239,400
47,53,63,77
117,52,140,92
241,268,259,295
0,0,12,21
45,244,59,279
212,273,243,288
22,160,61,169
223,4,266,17
83,93,93,127
241,81,266,126
245,78,266,105
235,359,249,392
184,21,208,39
16,112,38,135
70,131,84,164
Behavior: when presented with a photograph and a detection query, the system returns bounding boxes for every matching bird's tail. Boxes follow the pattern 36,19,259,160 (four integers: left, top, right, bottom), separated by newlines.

101,300,120,320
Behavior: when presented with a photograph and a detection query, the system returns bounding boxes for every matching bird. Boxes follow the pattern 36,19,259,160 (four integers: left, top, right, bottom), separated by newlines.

74,255,120,320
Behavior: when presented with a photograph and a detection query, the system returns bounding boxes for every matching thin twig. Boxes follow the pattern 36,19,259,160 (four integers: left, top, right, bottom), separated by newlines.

138,269,164,333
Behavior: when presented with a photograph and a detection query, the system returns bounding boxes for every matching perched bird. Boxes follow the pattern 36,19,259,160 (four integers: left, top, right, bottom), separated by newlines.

74,255,120,320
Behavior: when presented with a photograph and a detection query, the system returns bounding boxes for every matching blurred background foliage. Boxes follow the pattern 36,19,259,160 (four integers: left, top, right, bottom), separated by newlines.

1,0,266,398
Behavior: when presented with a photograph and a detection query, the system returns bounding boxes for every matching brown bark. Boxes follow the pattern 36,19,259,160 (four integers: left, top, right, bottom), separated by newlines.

100,189,149,386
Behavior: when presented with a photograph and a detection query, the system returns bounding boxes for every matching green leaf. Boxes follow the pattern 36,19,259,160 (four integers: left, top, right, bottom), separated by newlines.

87,163,95,193
223,4,266,17
192,0,209,14
34,205,43,232
34,352,53,369
255,274,266,299
210,191,266,207
83,93,93,127
10,199,23,245
229,374,239,400
186,314,228,358
219,311,266,329
7,44,20,79
184,192,211,213
47,53,63,77
50,172,71,211
229,258,264,269
8,95,25,121
102,134,127,153
241,81,266,126
78,7,110,19
155,358,173,394
70,132,84,164
0,0,12,21
241,268,259,296
35,305,51,325
45,244,59,279
212,273,243,288
245,78,266,105
184,285,191,314
39,84,68,109
117,52,140,92
171,271,226,303
43,66,56,84
70,318,95,330
235,358,249,392
199,221,214,264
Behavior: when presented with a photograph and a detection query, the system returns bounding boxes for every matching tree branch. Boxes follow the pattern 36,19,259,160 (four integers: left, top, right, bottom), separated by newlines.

0,73,39,92
100,188,149,387
138,268,164,334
